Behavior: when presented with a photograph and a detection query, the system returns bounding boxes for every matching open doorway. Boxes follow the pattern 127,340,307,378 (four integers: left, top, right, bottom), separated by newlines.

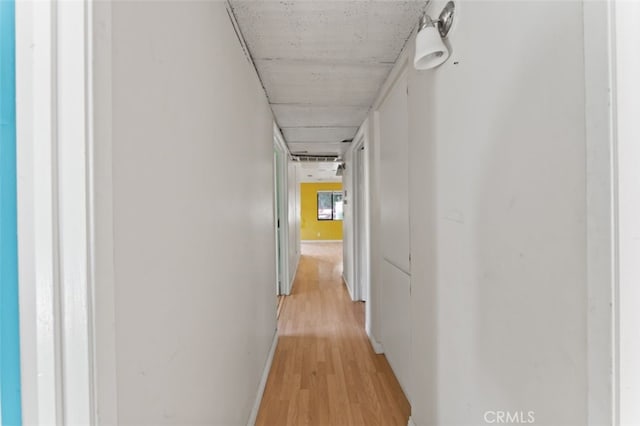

295,161,346,304
299,175,344,289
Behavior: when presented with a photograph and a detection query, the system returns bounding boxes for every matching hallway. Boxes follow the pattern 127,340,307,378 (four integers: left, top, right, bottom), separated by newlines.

12,1,632,424
257,243,410,425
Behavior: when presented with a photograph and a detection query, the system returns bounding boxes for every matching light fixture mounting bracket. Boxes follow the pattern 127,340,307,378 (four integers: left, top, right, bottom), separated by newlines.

437,1,455,38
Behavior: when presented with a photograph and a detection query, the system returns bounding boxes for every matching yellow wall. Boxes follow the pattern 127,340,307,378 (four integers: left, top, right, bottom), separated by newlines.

300,182,343,241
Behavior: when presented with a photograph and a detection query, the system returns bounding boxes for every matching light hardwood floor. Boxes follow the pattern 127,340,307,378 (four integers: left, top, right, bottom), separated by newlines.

256,243,411,426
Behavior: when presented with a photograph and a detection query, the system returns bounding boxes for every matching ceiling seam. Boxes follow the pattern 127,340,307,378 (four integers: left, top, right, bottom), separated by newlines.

269,103,370,107
226,0,289,140
254,58,396,66
229,0,431,155
281,126,359,129
225,1,267,99
361,0,431,122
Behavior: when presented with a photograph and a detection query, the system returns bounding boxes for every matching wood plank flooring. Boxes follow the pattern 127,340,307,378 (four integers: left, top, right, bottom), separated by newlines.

256,243,410,426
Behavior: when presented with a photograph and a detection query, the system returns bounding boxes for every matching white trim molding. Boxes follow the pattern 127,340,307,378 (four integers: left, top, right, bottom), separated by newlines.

91,0,119,423
367,331,384,355
286,255,300,296
16,1,61,422
407,415,417,426
273,123,292,296
342,274,354,301
16,1,97,423
247,331,279,426
273,122,290,157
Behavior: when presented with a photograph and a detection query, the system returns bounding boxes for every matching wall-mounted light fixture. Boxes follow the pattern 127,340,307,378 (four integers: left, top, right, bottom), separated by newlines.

414,1,455,70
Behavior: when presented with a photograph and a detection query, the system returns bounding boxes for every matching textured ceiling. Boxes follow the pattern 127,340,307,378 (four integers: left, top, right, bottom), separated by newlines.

229,1,428,156
298,162,342,183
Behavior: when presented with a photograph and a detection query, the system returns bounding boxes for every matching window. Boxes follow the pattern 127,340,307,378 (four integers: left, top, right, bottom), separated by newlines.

317,191,344,221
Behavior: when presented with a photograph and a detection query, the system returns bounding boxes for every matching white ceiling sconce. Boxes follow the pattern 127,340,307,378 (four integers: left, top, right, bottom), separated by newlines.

414,1,455,70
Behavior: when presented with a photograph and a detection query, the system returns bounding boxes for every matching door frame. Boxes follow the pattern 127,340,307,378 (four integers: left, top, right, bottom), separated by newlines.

273,125,291,295
351,133,370,303
16,1,100,423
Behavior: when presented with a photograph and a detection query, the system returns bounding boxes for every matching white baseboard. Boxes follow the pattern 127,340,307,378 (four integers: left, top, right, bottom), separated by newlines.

342,274,356,301
246,331,278,426
407,416,417,426
367,331,384,354
286,254,300,295
301,239,343,243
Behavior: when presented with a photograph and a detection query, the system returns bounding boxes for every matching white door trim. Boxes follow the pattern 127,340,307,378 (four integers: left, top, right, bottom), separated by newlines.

16,1,96,423
273,124,291,295
351,133,369,303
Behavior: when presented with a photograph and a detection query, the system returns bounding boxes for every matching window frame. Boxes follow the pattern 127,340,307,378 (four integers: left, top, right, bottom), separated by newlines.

317,190,343,221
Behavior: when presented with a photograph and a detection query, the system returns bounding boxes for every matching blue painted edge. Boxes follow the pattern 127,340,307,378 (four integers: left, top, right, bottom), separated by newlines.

0,0,23,424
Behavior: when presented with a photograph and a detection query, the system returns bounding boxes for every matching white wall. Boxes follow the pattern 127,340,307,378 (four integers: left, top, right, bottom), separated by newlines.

379,70,410,276
412,2,588,423
616,1,640,424
365,1,602,424
367,113,384,348
377,69,411,395
94,2,276,424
